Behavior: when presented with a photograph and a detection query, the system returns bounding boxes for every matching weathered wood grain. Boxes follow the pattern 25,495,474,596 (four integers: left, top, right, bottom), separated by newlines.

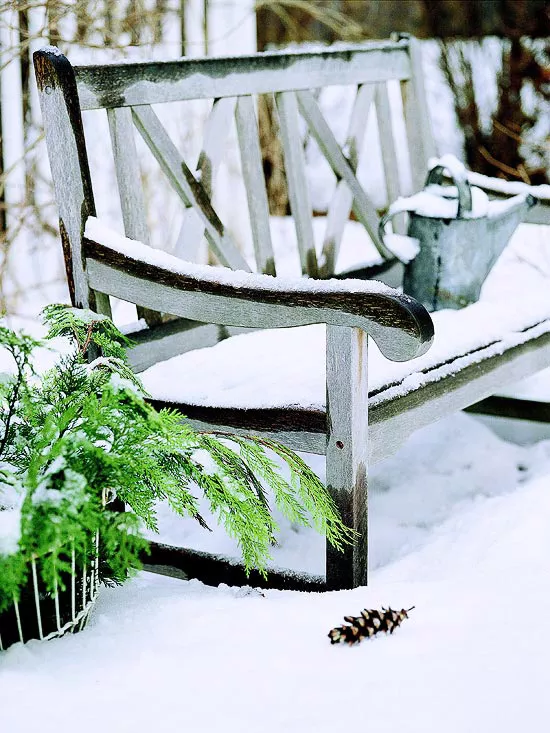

375,82,404,232
94,290,113,318
83,238,434,362
325,325,369,589
183,419,325,454
401,35,436,193
131,104,251,272
74,41,412,110
369,326,550,463
107,105,162,326
276,91,318,276
296,89,393,260
174,97,236,261
33,49,96,310
197,96,236,196
320,83,375,276
144,541,326,591
108,106,149,243
235,95,276,275
148,398,326,435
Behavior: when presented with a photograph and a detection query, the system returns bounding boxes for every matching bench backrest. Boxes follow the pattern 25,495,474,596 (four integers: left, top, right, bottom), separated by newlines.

34,36,435,340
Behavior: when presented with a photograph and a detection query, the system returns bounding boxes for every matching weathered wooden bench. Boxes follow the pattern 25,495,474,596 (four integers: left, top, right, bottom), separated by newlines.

33,36,550,591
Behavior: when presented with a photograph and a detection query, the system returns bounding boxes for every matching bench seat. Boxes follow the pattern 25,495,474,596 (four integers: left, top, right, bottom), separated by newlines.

133,281,550,465
81,217,550,466
140,299,550,410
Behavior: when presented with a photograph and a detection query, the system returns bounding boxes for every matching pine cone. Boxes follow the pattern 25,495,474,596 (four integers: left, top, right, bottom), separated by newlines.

328,606,414,645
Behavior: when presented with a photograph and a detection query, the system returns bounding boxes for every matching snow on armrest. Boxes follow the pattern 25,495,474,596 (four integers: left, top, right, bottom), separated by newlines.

84,216,434,362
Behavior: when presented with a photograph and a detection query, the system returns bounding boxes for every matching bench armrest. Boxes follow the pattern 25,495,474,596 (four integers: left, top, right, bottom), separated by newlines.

83,218,433,362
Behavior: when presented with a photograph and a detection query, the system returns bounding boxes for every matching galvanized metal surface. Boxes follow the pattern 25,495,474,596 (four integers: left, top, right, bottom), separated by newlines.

404,194,536,310
382,161,538,311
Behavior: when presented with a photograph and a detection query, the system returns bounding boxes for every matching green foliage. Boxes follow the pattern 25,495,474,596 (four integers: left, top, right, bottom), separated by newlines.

0,306,354,610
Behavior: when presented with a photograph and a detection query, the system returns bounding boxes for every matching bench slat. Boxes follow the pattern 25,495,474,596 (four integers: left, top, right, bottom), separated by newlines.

74,42,412,110
400,37,436,192
198,97,236,196
131,104,251,272
108,106,149,244
144,541,326,591
175,97,236,261
296,89,393,261
107,106,162,325
235,95,276,275
375,82,405,233
173,196,207,263
276,91,318,276
320,83,375,276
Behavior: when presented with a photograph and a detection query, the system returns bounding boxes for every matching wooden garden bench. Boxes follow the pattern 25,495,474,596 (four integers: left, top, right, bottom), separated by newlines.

33,36,550,592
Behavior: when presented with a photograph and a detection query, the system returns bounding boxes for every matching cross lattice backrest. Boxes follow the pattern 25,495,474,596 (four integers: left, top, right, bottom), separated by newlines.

35,37,435,328
78,38,435,271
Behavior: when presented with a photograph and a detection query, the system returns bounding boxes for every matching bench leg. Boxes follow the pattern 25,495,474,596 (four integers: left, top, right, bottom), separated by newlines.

325,325,369,590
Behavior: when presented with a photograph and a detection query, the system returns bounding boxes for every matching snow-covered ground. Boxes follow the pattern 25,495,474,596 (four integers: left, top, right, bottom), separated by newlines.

2,411,550,732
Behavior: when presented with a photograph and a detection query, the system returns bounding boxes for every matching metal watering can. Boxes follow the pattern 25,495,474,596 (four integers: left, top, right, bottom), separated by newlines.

379,159,537,311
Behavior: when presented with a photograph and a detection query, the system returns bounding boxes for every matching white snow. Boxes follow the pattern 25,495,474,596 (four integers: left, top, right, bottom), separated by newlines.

138,286,550,411
85,216,392,296
381,232,420,263
467,169,550,200
39,45,63,56
3,413,550,732
0,506,21,555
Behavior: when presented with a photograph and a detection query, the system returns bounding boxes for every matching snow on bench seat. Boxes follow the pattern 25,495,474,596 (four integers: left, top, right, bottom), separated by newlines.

139,295,550,413
84,217,550,437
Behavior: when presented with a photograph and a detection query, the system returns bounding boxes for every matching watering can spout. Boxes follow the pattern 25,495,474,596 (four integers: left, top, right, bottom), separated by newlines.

484,191,538,261
488,191,537,223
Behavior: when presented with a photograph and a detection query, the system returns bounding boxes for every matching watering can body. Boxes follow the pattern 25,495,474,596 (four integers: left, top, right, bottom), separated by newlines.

404,193,536,310
381,159,538,311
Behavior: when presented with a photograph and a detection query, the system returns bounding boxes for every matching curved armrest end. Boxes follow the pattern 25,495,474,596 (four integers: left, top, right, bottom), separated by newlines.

83,226,434,364
359,292,434,362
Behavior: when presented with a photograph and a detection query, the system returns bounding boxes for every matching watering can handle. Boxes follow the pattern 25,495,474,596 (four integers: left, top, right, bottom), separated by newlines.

425,163,473,218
